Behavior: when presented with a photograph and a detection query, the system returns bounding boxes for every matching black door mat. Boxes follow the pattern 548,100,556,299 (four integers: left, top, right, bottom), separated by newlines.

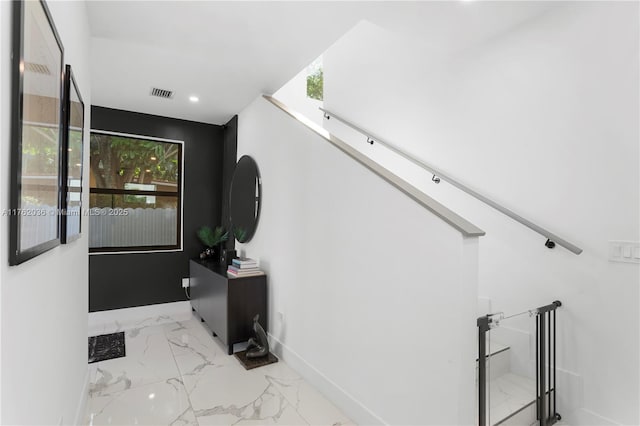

234,350,278,370
89,332,125,364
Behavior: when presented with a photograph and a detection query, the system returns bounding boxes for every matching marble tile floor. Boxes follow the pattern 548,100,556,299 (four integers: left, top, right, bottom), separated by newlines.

85,315,355,426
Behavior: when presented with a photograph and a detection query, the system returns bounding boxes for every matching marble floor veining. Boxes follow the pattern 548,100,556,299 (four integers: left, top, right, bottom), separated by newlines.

85,315,354,426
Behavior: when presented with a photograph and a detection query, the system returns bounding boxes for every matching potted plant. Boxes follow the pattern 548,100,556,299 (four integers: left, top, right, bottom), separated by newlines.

197,225,228,261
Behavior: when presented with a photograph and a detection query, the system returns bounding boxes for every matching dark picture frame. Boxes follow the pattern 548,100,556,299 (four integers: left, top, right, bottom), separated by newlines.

61,65,84,243
9,0,65,265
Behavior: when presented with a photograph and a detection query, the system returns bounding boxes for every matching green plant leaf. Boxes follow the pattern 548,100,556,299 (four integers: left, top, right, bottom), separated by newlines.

233,226,247,242
197,225,228,248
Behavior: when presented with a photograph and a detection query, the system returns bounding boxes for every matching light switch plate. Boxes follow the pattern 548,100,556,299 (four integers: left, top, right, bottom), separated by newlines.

609,241,640,264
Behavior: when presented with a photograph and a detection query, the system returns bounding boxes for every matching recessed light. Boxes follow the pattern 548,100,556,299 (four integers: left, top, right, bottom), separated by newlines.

189,96,199,103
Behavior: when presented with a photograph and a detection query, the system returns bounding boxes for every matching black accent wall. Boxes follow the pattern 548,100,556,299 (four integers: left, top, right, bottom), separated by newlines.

221,115,238,250
89,106,224,312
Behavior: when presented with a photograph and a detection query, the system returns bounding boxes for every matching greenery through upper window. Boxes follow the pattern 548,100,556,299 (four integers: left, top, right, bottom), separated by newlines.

306,57,323,101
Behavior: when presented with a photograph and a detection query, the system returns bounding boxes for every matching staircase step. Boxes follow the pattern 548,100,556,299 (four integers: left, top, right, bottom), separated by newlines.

495,402,536,426
489,373,536,426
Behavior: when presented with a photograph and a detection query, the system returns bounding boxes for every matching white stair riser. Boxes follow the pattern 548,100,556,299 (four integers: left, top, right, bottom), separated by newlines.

476,348,511,381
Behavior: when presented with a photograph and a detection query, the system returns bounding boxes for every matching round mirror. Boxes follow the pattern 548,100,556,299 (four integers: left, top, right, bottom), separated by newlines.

229,155,261,243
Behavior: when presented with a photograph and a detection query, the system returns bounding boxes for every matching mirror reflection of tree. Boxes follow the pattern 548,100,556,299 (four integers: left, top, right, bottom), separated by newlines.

21,123,59,207
23,125,58,175
67,99,84,183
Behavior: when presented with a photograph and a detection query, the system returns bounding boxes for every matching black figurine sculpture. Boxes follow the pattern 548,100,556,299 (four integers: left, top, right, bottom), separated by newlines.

246,314,268,358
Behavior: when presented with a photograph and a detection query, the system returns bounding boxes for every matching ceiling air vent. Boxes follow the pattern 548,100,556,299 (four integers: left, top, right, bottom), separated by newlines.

24,62,51,75
150,87,174,99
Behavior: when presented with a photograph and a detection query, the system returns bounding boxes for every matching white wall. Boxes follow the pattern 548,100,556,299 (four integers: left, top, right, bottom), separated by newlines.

321,3,638,425
0,1,92,424
237,97,480,425
0,3,4,421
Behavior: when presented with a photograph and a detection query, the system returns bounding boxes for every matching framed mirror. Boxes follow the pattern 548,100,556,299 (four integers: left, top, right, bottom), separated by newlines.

229,156,261,243
9,0,65,265
61,65,85,244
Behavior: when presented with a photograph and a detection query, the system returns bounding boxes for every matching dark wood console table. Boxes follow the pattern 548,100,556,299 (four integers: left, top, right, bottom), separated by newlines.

189,259,267,355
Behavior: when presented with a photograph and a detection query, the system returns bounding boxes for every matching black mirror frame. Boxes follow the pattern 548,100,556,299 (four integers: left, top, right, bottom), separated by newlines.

9,0,65,265
229,155,261,244
60,64,85,244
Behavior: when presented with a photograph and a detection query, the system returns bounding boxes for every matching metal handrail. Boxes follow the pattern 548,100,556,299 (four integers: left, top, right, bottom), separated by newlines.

263,95,485,237
320,107,582,255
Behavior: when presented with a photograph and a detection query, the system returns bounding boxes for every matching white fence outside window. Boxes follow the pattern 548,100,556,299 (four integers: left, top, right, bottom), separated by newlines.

89,207,178,248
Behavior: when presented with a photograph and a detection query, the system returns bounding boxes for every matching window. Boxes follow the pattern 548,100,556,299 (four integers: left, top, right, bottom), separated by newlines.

306,56,323,101
89,131,183,253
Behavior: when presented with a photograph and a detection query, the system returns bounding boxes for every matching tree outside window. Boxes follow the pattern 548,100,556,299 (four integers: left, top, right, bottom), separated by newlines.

306,57,323,101
89,132,183,252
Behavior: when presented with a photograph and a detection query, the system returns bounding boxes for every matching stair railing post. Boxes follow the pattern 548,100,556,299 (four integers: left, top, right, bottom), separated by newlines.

538,310,547,426
477,316,490,426
536,300,562,425
553,308,557,420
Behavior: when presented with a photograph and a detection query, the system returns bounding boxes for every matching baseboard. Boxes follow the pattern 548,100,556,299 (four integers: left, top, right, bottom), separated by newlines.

88,301,192,336
73,366,91,425
267,333,386,426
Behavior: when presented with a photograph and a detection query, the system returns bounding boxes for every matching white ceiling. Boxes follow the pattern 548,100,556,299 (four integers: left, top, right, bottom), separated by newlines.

87,1,554,125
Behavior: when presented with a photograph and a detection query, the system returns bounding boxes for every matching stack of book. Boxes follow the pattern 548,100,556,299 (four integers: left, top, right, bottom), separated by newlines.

227,257,264,278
